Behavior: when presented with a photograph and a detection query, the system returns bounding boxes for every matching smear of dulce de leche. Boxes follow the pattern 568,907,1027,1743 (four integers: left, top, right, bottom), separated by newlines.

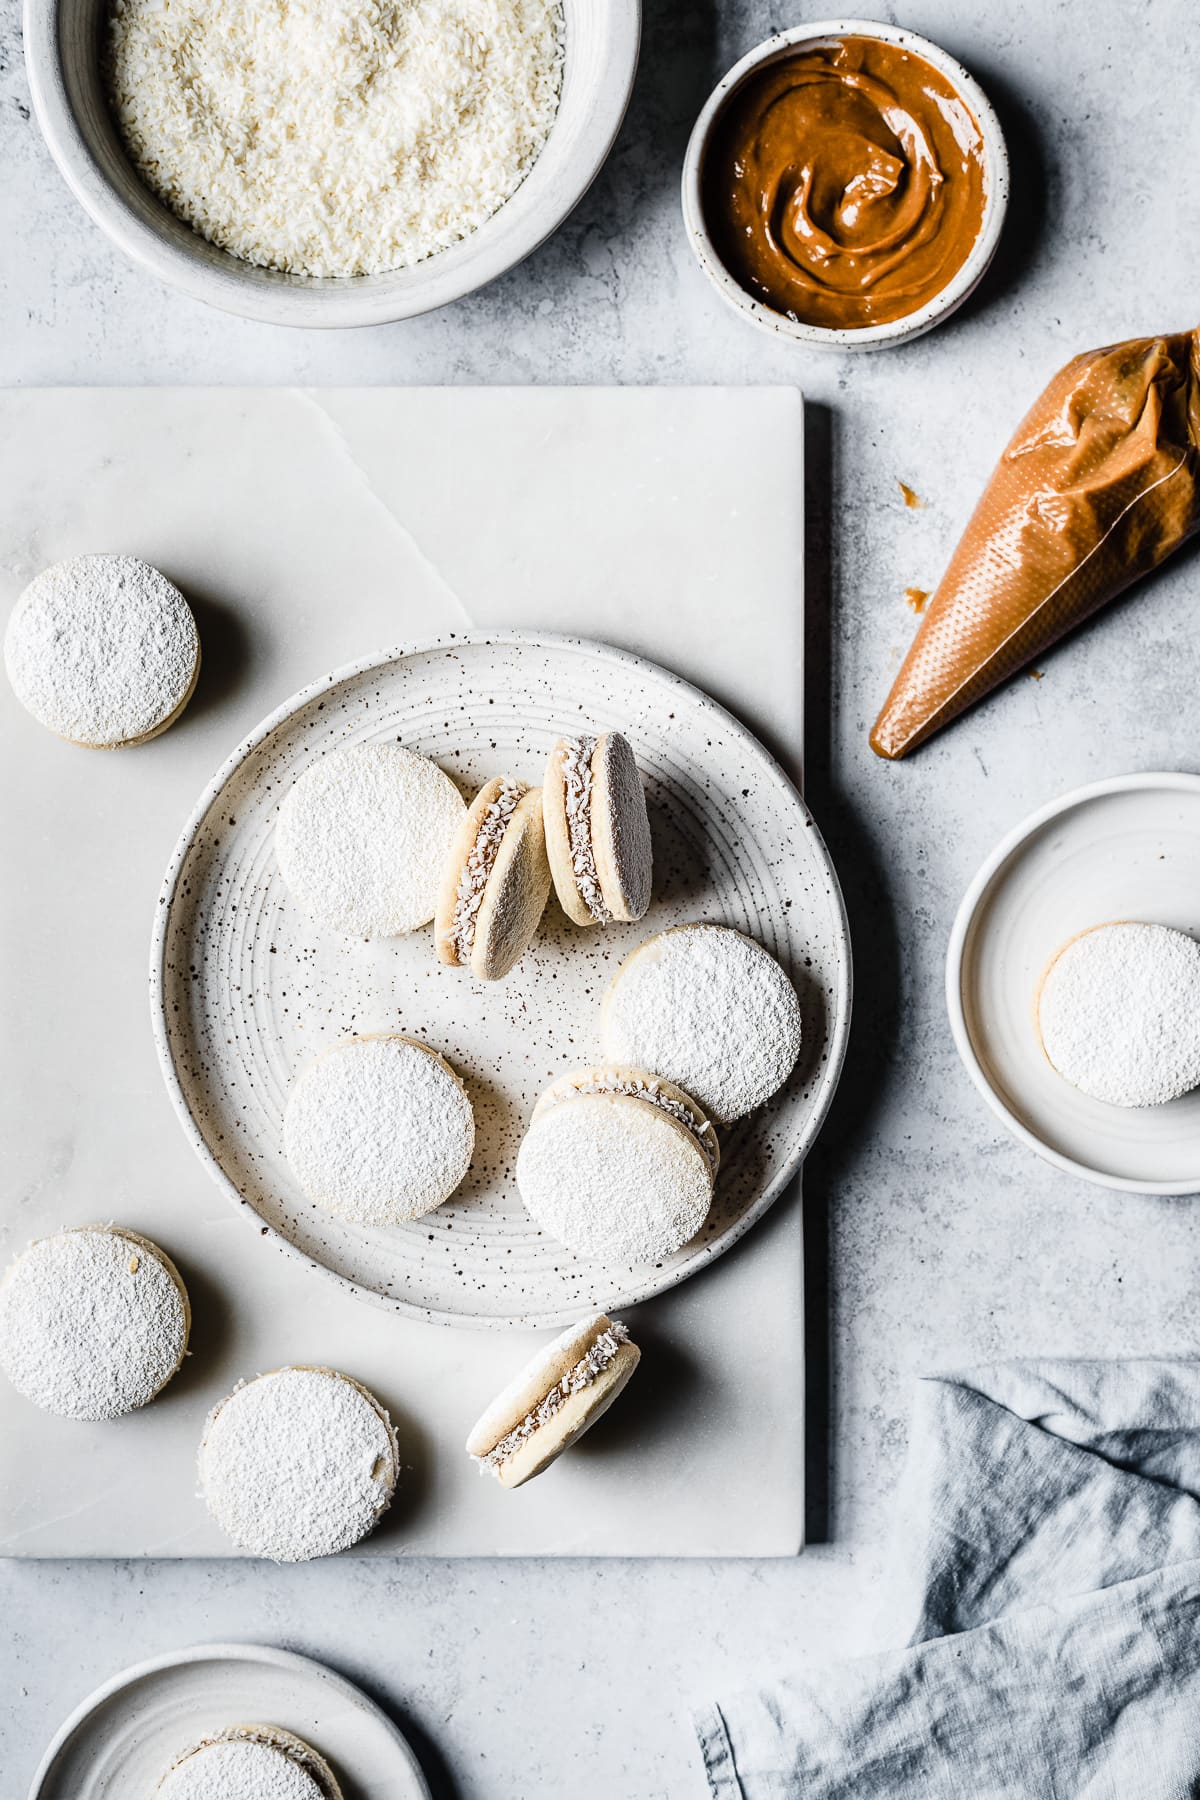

871,330,1200,758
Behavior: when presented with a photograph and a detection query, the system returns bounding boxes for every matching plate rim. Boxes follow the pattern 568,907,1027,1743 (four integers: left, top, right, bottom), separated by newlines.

149,629,853,1325
945,768,1200,1196
27,1639,432,1799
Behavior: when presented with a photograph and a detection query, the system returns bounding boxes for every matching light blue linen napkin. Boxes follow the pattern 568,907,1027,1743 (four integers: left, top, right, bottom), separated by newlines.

695,1362,1200,1798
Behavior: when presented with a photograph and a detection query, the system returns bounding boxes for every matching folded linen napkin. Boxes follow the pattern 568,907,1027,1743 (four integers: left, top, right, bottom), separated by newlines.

695,1362,1200,1798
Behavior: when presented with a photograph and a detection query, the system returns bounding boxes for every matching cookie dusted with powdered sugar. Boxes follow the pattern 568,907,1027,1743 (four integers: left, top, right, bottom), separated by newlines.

284,1034,475,1225
435,775,551,980
601,923,803,1123
199,1366,398,1560
516,1066,716,1264
1037,920,1200,1107
543,730,653,927
158,1726,343,1800
0,1225,190,1419
276,743,465,938
4,554,200,747
466,1312,640,1489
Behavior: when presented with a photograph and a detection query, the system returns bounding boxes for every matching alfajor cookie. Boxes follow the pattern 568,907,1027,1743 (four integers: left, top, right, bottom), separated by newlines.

276,743,466,938
1037,920,1200,1107
4,554,200,748
602,923,803,1123
516,1066,716,1264
435,776,551,980
199,1365,398,1560
158,1726,343,1800
466,1312,640,1488
0,1225,190,1420
543,731,653,927
284,1034,475,1225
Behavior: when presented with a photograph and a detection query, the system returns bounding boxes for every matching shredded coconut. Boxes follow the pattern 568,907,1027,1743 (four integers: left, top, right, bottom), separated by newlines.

4,555,198,747
0,1227,188,1420
105,0,565,278
1038,921,1200,1107
158,1737,329,1800
559,736,609,922
602,925,804,1124
199,1367,397,1561
284,1035,475,1224
276,744,465,938
474,1323,630,1473
549,1073,718,1171
452,779,526,958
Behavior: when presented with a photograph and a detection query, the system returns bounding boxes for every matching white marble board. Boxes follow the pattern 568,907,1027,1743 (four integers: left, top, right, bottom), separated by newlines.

0,387,806,1557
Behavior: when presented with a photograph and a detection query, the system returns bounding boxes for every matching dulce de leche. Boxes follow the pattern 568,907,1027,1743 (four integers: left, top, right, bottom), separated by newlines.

702,36,988,330
872,331,1200,758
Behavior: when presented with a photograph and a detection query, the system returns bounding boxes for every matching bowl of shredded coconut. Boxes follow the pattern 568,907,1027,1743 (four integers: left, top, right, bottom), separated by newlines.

24,0,638,325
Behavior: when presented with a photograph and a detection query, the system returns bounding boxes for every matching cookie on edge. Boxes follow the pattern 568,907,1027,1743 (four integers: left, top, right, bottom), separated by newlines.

435,776,551,980
1037,920,1200,1107
275,743,466,937
516,1066,717,1264
198,1366,398,1561
543,731,653,927
466,1312,640,1489
158,1725,343,1800
4,554,200,748
601,922,803,1123
284,1034,475,1225
0,1225,190,1420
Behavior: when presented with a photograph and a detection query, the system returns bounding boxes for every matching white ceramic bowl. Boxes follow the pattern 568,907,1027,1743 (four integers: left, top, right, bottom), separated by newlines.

681,18,1009,352
946,772,1200,1196
23,0,639,328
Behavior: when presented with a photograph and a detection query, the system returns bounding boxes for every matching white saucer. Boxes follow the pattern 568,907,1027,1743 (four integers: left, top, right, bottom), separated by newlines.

946,771,1200,1194
28,1643,430,1799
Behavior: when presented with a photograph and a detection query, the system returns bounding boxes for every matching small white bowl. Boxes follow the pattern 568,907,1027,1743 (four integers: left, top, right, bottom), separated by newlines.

681,18,1009,352
946,772,1200,1196
23,0,639,329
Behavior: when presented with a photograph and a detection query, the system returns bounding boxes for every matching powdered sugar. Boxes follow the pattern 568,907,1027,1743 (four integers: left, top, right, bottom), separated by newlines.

276,744,465,937
4,555,198,747
0,1227,188,1420
559,737,609,922
284,1035,474,1224
473,1322,630,1473
550,1072,718,1171
1038,921,1200,1107
602,924,803,1123
159,1736,329,1800
199,1366,397,1561
452,779,526,957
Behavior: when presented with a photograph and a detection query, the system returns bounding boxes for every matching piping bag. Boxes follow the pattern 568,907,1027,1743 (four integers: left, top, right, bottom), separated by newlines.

871,329,1200,759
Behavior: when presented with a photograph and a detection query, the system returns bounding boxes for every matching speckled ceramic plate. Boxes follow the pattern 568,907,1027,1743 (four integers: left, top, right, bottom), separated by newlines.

152,633,851,1326
28,1642,429,1799
947,771,1200,1194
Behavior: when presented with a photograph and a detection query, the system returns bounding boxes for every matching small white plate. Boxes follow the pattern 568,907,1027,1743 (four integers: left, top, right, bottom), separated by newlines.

947,771,1200,1194
28,1642,430,1799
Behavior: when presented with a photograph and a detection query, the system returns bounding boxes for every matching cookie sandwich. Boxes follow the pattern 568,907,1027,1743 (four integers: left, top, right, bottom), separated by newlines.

4,554,200,748
199,1365,398,1561
284,1033,475,1225
276,742,465,937
435,776,551,980
158,1726,343,1800
516,1066,717,1264
466,1312,640,1488
602,922,803,1123
543,730,653,927
1037,921,1200,1107
0,1225,190,1420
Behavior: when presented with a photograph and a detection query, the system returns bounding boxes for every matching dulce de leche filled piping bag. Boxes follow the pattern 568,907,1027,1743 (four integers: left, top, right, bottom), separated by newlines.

871,329,1200,759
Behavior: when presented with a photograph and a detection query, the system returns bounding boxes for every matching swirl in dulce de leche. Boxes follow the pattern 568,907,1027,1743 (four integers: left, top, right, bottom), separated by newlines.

701,36,987,330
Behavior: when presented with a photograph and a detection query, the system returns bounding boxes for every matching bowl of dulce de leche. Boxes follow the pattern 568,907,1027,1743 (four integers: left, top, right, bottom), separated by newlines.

682,20,1008,350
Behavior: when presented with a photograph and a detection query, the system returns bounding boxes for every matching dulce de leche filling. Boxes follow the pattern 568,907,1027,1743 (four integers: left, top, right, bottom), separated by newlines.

702,36,987,330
